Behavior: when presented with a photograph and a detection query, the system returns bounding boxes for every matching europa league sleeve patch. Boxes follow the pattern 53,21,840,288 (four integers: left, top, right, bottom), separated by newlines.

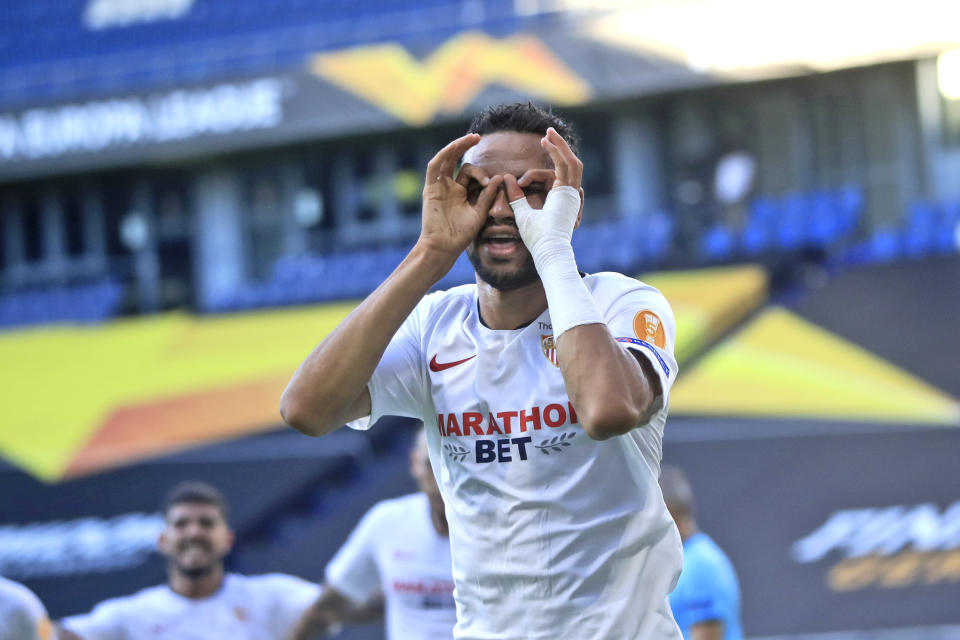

633,310,666,349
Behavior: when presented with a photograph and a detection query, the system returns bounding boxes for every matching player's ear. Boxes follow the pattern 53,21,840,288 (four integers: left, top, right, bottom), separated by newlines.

574,187,585,229
227,528,236,551
157,530,170,555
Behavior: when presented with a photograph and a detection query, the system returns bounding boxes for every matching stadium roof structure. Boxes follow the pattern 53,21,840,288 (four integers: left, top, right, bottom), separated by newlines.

576,0,960,79
0,23,714,181
6,0,960,181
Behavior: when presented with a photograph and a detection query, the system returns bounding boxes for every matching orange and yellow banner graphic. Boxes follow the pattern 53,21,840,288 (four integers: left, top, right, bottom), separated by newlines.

641,264,768,364
310,31,592,126
0,303,355,481
671,307,960,424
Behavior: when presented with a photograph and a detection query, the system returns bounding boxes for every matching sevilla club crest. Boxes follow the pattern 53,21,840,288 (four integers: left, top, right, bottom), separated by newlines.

541,334,559,367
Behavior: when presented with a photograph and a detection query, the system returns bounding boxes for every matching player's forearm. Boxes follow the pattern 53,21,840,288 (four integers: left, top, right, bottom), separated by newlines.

557,323,655,440
526,221,654,439
336,591,384,623
281,243,455,436
287,586,380,640
506,172,653,439
287,606,336,640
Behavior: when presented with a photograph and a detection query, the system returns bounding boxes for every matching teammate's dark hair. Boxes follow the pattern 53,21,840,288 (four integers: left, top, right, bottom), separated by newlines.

162,481,230,519
468,102,580,155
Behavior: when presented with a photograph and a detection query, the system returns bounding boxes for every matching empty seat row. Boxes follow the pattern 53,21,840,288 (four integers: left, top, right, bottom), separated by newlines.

699,186,865,261
842,200,960,265
0,279,122,330
206,212,677,313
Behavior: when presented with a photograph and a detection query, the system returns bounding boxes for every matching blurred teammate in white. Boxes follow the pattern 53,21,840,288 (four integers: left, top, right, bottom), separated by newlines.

58,481,319,640
0,576,55,640
289,427,456,639
282,102,682,639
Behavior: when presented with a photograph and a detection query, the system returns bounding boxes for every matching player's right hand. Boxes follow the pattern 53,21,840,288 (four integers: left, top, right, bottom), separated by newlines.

419,134,503,259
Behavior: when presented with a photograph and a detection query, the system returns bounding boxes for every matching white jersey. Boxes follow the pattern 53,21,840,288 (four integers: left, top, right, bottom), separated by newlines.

0,576,53,640
60,573,320,640
351,272,683,640
326,492,456,639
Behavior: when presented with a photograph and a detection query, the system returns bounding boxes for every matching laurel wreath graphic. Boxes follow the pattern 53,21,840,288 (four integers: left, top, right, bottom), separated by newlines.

443,442,470,462
534,431,576,455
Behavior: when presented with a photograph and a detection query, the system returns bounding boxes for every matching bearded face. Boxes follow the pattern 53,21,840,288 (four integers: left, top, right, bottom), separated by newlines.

158,503,234,579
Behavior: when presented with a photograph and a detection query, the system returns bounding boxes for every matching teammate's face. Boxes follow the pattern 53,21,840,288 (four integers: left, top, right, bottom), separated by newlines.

158,502,234,578
410,435,442,506
461,131,554,291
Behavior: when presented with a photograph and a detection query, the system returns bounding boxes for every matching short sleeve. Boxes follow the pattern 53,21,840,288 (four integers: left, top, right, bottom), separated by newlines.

257,574,322,637
347,299,429,431
677,558,729,625
60,600,126,640
324,503,386,603
0,604,41,640
0,581,51,640
598,277,679,414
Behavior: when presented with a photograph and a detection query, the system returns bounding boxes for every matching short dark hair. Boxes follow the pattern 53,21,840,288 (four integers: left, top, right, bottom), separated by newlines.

162,481,229,520
468,102,580,156
659,465,694,516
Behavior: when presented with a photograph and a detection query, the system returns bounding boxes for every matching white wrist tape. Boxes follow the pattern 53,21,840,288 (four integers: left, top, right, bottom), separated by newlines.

510,186,604,338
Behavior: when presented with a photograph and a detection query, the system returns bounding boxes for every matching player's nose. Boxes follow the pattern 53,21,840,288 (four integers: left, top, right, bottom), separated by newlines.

488,185,514,220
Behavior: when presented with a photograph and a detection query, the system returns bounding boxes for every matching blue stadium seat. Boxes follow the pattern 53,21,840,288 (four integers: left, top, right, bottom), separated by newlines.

806,191,840,246
740,216,769,256
643,211,673,262
909,202,938,228
902,224,934,258
609,237,638,273
932,222,959,254
866,228,901,262
838,185,864,234
700,224,734,261
748,197,779,225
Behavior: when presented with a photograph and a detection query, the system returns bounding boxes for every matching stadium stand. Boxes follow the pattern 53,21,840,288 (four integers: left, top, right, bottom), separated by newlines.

842,198,960,265
0,279,121,329
0,182,866,324
0,0,548,109
699,186,865,262
207,213,676,312
186,181,871,317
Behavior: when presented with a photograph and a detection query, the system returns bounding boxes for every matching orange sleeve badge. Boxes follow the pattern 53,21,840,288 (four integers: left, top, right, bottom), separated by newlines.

633,310,666,349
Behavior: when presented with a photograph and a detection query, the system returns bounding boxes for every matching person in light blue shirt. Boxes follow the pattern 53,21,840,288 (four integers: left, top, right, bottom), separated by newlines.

661,465,743,640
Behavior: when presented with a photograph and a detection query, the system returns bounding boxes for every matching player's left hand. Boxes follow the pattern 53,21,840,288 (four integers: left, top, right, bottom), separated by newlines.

505,128,584,263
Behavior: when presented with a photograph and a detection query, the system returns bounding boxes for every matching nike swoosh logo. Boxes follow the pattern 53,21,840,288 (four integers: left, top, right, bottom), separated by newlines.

429,354,476,372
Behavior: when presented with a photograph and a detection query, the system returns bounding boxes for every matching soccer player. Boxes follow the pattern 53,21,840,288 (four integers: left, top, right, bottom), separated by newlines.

660,465,743,640
58,481,320,640
282,102,682,639
0,576,54,640
289,427,456,639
